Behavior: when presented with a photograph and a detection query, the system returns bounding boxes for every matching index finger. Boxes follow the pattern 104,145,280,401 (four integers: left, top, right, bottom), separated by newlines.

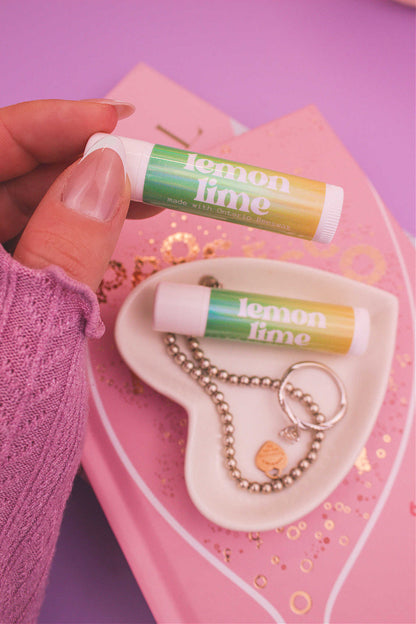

0,99,131,183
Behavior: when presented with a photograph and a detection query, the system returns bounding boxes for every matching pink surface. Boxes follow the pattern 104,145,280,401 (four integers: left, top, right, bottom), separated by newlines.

82,64,415,623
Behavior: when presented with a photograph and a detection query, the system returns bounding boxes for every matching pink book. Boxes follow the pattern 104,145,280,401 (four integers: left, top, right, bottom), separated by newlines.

82,64,415,624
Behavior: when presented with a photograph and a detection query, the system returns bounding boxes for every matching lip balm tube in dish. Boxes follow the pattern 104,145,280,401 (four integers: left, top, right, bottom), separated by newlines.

153,282,370,356
84,133,344,243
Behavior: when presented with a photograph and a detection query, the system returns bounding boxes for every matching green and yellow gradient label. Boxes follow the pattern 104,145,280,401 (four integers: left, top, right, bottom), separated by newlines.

143,145,326,239
205,289,355,354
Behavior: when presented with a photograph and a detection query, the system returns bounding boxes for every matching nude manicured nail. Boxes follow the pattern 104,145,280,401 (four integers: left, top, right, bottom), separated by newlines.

62,145,126,222
82,98,136,119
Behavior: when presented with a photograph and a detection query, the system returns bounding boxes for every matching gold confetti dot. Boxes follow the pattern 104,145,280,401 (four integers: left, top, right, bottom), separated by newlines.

248,532,263,548
355,447,371,474
180,215,187,221
339,536,349,546
298,521,307,531
271,555,280,565
376,448,386,459
286,526,301,540
315,531,323,540
290,590,312,615
160,232,200,264
335,502,344,512
325,520,335,531
324,501,332,510
383,434,391,443
254,574,268,589
300,558,313,573
148,238,155,244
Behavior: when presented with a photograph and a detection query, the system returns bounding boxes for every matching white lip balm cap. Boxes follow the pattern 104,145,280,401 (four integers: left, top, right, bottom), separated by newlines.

153,282,211,337
82,133,127,168
348,307,371,356
312,184,344,244
84,133,154,202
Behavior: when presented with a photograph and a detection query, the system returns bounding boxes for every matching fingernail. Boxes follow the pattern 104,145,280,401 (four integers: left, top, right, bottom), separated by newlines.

82,98,136,120
62,137,126,222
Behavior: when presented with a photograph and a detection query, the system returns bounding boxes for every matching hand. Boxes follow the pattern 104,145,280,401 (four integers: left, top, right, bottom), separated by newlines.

0,99,157,291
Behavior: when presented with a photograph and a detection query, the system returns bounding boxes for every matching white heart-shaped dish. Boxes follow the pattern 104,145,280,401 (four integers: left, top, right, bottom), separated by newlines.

115,258,398,531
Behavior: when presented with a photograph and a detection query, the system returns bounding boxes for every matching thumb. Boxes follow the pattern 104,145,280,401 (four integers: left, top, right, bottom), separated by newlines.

14,137,130,292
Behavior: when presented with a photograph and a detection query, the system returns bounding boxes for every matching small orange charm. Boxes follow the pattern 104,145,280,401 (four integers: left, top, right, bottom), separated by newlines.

255,441,288,479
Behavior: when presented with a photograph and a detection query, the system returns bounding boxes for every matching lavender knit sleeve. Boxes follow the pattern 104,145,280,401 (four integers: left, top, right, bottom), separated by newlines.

0,245,105,624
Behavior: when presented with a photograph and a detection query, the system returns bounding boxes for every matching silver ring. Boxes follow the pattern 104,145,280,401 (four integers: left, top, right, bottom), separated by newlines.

278,361,347,432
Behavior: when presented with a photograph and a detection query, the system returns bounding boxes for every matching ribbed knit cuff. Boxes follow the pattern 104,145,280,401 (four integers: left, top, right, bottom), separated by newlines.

0,244,105,340
0,245,104,623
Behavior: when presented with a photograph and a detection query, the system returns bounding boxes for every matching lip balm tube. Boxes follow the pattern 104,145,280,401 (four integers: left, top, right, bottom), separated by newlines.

153,282,370,356
84,133,344,244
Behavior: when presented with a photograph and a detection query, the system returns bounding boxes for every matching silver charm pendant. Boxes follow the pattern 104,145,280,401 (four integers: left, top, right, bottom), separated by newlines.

279,425,300,444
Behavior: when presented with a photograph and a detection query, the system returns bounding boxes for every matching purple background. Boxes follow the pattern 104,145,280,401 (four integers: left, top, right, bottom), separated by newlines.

0,1,414,622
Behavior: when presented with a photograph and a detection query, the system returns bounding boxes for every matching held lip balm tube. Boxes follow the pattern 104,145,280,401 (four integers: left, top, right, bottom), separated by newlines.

84,133,344,243
153,282,370,356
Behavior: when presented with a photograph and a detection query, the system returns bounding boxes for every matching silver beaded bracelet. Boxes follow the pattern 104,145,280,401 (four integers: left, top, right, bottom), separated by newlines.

163,277,348,494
